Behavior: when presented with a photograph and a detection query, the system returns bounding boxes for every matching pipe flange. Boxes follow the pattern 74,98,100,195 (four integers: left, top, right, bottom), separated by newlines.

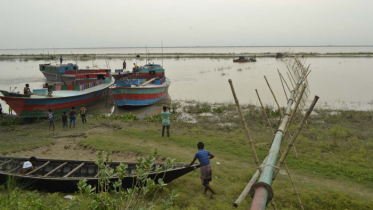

249,182,274,205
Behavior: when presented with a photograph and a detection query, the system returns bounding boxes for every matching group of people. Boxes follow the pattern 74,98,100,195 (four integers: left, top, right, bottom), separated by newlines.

47,105,87,131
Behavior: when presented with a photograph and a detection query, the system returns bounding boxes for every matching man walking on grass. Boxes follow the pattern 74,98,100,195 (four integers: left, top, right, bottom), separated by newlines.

186,142,217,199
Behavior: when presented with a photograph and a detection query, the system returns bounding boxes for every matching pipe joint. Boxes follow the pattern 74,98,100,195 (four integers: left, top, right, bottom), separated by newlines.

249,182,274,205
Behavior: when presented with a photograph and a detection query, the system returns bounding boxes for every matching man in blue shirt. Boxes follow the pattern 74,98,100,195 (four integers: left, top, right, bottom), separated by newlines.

187,142,217,198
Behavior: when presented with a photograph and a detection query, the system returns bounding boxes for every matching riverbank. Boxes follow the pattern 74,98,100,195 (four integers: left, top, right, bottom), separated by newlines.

1,100,373,209
1,51,373,61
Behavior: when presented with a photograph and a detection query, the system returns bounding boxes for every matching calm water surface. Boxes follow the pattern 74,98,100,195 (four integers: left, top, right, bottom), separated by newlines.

0,55,373,116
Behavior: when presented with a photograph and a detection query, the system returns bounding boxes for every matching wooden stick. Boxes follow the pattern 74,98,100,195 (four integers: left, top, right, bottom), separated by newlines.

278,69,288,101
278,150,304,210
264,76,284,117
228,79,261,168
286,72,295,89
26,161,50,175
43,162,68,177
233,156,268,207
287,66,297,85
9,166,20,173
255,89,274,135
94,164,111,178
280,73,292,93
270,198,278,210
0,159,13,167
64,163,85,177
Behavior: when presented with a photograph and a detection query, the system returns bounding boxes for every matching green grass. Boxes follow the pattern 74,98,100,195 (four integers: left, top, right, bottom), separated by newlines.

1,103,373,209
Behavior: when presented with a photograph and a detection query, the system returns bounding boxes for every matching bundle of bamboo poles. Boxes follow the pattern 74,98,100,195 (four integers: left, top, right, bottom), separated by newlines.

230,57,319,210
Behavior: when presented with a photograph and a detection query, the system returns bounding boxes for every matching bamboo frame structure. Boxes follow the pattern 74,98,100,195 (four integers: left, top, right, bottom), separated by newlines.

249,69,311,210
229,79,261,168
278,69,288,101
256,89,304,210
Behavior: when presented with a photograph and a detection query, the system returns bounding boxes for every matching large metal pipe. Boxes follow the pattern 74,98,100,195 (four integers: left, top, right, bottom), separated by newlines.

249,72,307,210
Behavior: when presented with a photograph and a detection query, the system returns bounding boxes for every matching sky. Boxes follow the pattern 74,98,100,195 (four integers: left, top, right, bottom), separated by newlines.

0,0,372,49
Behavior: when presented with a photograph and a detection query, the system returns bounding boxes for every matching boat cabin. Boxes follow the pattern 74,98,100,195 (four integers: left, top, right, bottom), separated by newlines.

132,64,165,77
39,63,78,75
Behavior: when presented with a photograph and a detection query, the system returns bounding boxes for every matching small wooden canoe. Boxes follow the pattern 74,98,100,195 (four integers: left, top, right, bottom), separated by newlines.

0,157,200,193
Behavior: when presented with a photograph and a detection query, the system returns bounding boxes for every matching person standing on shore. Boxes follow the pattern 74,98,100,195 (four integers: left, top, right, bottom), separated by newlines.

0,102,2,120
161,106,171,137
69,106,76,128
47,109,55,131
62,111,68,131
123,60,126,69
60,56,63,65
79,105,87,124
186,142,217,199
8,105,12,115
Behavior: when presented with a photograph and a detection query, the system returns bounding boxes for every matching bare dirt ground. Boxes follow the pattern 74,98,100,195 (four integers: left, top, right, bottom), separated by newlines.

7,126,143,162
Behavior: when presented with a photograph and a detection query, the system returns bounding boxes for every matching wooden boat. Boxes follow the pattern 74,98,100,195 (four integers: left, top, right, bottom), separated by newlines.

39,63,111,82
111,64,171,106
275,53,284,58
0,157,200,193
0,76,114,117
233,56,257,63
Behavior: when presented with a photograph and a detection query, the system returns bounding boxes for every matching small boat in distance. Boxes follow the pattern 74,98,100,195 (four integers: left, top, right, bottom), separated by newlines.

39,63,111,82
0,75,113,117
233,56,257,62
111,64,171,106
0,156,199,193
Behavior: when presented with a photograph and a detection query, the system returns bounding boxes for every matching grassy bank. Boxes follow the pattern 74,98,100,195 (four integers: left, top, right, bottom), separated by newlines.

1,101,373,209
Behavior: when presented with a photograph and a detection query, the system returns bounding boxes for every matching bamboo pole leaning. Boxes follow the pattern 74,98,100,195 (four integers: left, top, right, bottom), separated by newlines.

264,76,284,117
274,95,320,180
228,79,261,168
278,69,288,101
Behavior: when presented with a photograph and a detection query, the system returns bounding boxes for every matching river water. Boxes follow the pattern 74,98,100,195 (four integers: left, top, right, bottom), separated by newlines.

1,47,373,116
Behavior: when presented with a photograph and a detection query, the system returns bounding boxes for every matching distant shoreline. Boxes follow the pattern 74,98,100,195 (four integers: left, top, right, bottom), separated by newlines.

0,52,372,60
1,45,373,51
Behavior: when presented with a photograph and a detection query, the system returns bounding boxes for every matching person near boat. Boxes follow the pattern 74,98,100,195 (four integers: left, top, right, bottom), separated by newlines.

47,109,55,131
123,60,126,69
69,106,77,128
134,63,138,69
60,56,63,65
161,106,171,137
8,105,12,115
186,142,217,199
62,111,68,131
117,72,122,80
24,84,31,95
79,105,87,124
20,157,37,174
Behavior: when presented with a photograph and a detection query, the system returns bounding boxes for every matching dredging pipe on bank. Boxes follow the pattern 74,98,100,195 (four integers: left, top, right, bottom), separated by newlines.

248,73,313,210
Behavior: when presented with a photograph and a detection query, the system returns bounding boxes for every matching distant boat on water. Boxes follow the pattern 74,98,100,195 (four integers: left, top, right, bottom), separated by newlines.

111,64,171,106
233,56,257,62
39,63,111,82
0,75,113,117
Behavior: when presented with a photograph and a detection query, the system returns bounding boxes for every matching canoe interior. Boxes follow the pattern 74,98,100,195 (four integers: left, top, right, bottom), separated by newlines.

0,157,182,178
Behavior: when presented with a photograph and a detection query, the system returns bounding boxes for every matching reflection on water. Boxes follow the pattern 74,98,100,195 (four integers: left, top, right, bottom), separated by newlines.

1,56,373,116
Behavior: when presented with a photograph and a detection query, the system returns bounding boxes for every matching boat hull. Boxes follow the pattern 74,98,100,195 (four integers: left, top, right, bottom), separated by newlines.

41,71,77,82
111,81,170,106
0,80,113,117
0,157,199,193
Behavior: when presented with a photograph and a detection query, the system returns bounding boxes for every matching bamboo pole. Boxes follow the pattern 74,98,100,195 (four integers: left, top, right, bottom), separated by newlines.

278,69,288,101
286,72,295,89
286,66,297,85
270,199,278,210
264,76,284,117
274,95,319,179
280,73,292,93
233,156,269,207
255,89,274,134
229,79,261,168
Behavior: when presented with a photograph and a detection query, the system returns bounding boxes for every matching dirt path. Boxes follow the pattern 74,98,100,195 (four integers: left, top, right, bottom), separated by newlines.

8,130,142,162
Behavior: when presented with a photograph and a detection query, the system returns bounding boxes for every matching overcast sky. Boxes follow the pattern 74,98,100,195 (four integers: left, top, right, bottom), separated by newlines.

0,0,372,49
